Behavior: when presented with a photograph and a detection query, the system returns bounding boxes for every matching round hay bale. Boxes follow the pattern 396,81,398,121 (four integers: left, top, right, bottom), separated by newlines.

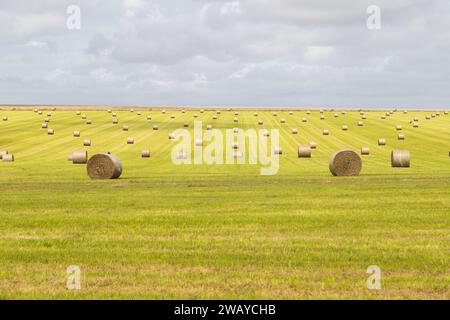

280,118,286,124
342,125,348,131
83,139,91,147
70,150,88,164
258,120,263,125
122,125,129,131
38,111,43,115
444,111,448,115
206,124,213,130
334,113,339,118
309,142,317,149
34,108,38,113
378,138,386,146
127,137,134,144
107,109,112,113
302,117,307,123
307,111,311,115
200,109,204,114
396,125,402,131
398,133,405,140
357,121,363,126
41,123,48,129
81,114,87,119
130,109,134,113
234,111,239,116
413,122,419,128
183,122,189,128
274,147,282,155
137,112,141,116
44,118,50,123
361,115,367,119
87,153,122,179
233,117,239,123
216,111,221,114
329,150,362,176
112,119,118,124
3,116,8,121
73,131,81,137
0,150,8,159
153,125,159,130
361,147,370,155
391,150,410,168
171,115,175,119
86,120,92,125
48,129,54,135
141,149,150,158
212,115,217,120
273,112,278,117
147,115,152,120
193,114,198,118
254,112,258,117
169,133,176,140
2,153,14,162
289,111,293,115
413,117,419,122
76,111,81,115
323,129,329,135
47,112,52,117
320,115,325,120
112,113,117,117
298,146,311,158
426,115,431,120
291,128,298,134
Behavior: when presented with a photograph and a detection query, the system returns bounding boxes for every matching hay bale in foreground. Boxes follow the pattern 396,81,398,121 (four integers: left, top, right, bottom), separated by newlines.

298,146,311,158
391,150,410,168
329,150,362,176
2,154,14,162
0,150,8,159
361,147,370,155
70,151,88,164
87,153,122,179
141,149,150,158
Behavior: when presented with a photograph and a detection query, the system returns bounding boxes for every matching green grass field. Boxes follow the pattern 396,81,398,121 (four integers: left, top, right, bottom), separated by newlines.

0,107,449,299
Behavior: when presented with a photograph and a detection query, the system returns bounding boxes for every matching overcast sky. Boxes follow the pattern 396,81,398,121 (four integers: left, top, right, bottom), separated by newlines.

0,0,449,108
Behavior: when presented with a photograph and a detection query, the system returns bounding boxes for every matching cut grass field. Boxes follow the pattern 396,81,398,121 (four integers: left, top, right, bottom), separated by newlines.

0,107,449,299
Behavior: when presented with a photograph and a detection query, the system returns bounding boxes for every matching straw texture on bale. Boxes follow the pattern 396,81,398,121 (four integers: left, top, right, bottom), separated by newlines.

87,153,122,179
73,131,80,137
329,150,362,176
298,146,311,158
2,153,14,162
141,150,151,158
83,139,91,146
378,138,386,146
70,151,88,164
361,147,370,155
391,150,411,168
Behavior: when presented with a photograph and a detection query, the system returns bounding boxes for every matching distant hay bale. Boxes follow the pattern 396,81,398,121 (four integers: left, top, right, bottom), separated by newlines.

162,110,166,114
233,117,239,123
307,111,311,115
2,154,14,162
254,112,258,117
212,115,217,120
123,125,129,131
83,139,91,146
200,109,204,113
396,125,402,131
426,115,431,120
361,147,370,155
44,118,50,123
112,119,118,124
391,150,410,168
47,113,52,117
34,108,38,113
342,125,348,131
298,146,311,158
258,119,263,125
361,115,367,119
216,111,221,114
107,109,112,113
289,111,293,115
193,114,198,118
262,129,270,137
41,122,48,129
168,133,176,140
232,142,239,149
130,109,134,113
378,138,386,146
141,149,151,158
171,115,175,119
73,131,81,137
0,150,8,159
48,129,54,135
147,115,152,120
413,122,419,128
234,111,239,116
334,113,339,118
86,120,92,125
87,153,122,179
309,142,317,149
444,111,448,115
136,112,142,116
127,137,134,144
381,115,386,119
38,111,43,115
280,118,286,124
274,147,282,155
403,110,408,114
112,113,117,117
413,117,419,121
323,129,329,135
81,114,87,119
273,112,278,116
233,127,239,133
206,124,213,130
70,150,88,164
291,128,298,134
195,139,203,146
76,111,81,115
183,122,189,128
153,125,159,130
432,113,436,118
398,133,405,140
302,117,307,123
329,150,362,176
357,121,363,126
320,115,325,120
3,116,8,121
